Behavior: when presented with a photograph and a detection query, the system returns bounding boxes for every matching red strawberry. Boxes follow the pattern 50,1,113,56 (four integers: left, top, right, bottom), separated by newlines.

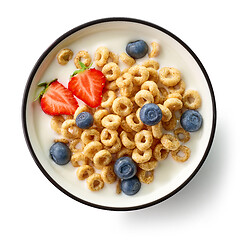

36,79,79,115
68,62,106,108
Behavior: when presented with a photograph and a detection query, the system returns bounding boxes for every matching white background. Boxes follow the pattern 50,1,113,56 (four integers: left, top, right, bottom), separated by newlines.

1,0,241,239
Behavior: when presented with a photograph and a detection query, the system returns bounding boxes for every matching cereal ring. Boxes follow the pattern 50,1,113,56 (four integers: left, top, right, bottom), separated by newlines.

142,59,159,70
120,131,136,149
116,73,133,88
57,48,73,65
101,165,117,184
162,112,177,130
126,113,144,132
151,121,163,139
76,165,94,180
83,141,102,159
159,67,181,87
168,80,186,95
174,128,190,143
101,114,121,130
158,86,169,104
102,62,121,81
149,42,160,58
157,104,172,122
134,90,154,107
104,137,122,154
86,173,104,191
74,105,90,120
141,81,160,103
71,151,89,167
74,50,92,68
135,130,153,151
171,145,191,162
119,52,136,66
54,138,69,144
101,90,116,108
100,128,118,146
147,68,159,83
81,129,100,145
183,90,201,109
61,119,82,139
51,116,65,134
160,134,180,151
128,65,149,85
95,47,109,67
104,80,119,91
163,98,183,111
69,138,83,152
93,109,109,127
153,143,169,161
120,118,133,133
167,93,183,100
112,96,133,117
116,147,133,159
120,83,133,97
132,148,152,163
93,149,112,166
137,169,154,184
138,158,158,171
108,52,119,65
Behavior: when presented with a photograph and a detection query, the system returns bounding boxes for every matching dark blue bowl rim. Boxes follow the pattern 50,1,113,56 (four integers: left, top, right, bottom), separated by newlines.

21,17,217,211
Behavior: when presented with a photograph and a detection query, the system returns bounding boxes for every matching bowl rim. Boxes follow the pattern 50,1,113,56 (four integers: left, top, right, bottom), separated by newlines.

22,17,217,211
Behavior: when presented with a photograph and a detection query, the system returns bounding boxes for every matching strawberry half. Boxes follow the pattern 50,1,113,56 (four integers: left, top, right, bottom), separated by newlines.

36,79,79,115
68,62,106,108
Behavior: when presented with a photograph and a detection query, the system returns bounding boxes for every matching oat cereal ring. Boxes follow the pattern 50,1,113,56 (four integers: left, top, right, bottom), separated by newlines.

81,129,100,145
149,42,160,58
95,46,109,67
61,119,82,139
86,173,104,191
159,67,181,87
101,165,117,184
151,121,163,139
71,151,89,167
120,118,133,133
168,80,186,95
158,86,169,104
171,145,191,162
74,50,92,68
153,143,169,161
76,165,95,180
101,114,121,130
161,134,180,151
120,131,136,150
126,113,144,132
83,141,103,159
100,128,118,146
135,130,153,151
138,158,158,171
147,68,159,83
54,138,69,144
116,73,133,88
116,178,122,194
119,52,136,66
142,59,159,70
102,62,121,81
120,83,133,97
69,138,83,153
74,105,90,120
134,90,154,107
104,80,119,91
104,137,122,154
101,90,116,108
116,147,133,159
108,52,119,65
93,109,109,127
162,112,177,131
128,65,149,85
174,128,190,143
157,104,172,122
164,98,183,111
57,48,73,65
132,148,152,164
167,93,183,100
183,89,201,109
93,149,112,166
141,81,160,99
112,96,133,117
51,116,65,134
137,169,154,184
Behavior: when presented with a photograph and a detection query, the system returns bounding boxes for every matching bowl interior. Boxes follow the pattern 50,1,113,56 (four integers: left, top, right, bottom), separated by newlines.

23,19,215,210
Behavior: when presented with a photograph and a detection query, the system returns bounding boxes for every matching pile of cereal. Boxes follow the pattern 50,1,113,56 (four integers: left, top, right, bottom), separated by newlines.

41,39,202,195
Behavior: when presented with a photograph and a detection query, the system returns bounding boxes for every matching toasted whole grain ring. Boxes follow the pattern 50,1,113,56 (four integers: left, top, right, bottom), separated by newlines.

101,165,117,184
149,42,160,58
183,89,201,109
116,147,133,159
71,151,89,167
93,109,109,127
102,62,121,81
57,48,73,65
160,134,180,151
51,115,65,134
86,173,104,191
137,169,154,184
95,46,109,67
104,80,119,91
128,65,149,85
61,119,82,139
120,131,136,149
132,148,152,164
76,165,95,180
119,52,136,66
158,86,169,104
101,90,116,108
138,158,158,171
100,128,118,146
120,82,133,97
157,104,172,122
142,59,159,70
69,138,83,153
159,67,181,87
134,90,154,107
163,98,183,111
151,121,163,139
171,145,191,162
112,96,133,117
93,149,112,166
74,50,92,68
153,143,169,161
81,129,100,145
146,68,159,83
120,118,133,133
104,137,122,154
162,112,177,131
116,73,133,88
168,80,186,95
135,130,153,151
83,141,103,159
101,114,121,130
174,128,190,143
108,52,119,65
167,93,183,100
141,81,160,102
126,113,144,132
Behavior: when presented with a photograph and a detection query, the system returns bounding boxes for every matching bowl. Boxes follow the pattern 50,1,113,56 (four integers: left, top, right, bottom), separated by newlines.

22,17,216,211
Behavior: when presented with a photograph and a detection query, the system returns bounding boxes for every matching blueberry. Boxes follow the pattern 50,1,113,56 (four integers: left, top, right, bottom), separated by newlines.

121,176,141,196
75,111,93,129
49,142,71,165
180,110,203,132
114,156,137,180
126,40,148,59
139,103,162,126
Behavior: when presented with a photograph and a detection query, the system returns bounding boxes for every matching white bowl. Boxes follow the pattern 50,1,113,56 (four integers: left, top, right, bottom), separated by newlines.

22,18,216,211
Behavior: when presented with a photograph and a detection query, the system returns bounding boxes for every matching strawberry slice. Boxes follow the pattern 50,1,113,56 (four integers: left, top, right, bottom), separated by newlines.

68,62,106,108
36,79,79,115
